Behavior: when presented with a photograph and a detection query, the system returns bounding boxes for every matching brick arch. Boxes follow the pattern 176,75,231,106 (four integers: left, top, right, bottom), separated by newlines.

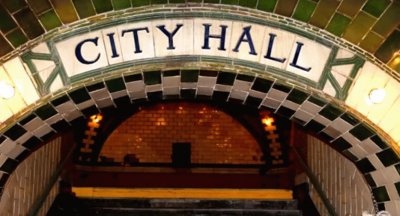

0,68,398,211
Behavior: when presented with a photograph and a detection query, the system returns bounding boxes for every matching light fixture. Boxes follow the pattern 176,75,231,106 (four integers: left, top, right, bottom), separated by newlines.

261,116,274,127
0,81,15,99
368,88,385,104
90,114,103,123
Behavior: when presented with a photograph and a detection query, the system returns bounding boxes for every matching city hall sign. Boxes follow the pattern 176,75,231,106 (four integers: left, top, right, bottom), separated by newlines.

55,18,333,83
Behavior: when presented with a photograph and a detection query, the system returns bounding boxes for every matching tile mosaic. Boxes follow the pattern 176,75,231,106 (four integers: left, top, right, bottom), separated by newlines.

292,0,317,22
309,0,340,28
39,10,62,31
257,0,277,12
27,0,52,14
0,5,17,32
326,13,351,36
51,0,79,24
275,0,297,17
343,12,376,44
362,0,391,18
14,8,44,39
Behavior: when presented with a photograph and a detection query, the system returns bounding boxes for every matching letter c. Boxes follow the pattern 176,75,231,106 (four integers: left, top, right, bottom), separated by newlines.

75,37,100,64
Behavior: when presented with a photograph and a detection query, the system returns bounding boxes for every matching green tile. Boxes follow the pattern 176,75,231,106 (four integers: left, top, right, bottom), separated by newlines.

14,8,45,39
181,70,199,82
68,88,91,104
143,71,161,85
39,10,62,31
0,5,17,32
287,89,308,104
350,124,375,141
27,0,52,14
343,12,376,44
217,72,236,85
372,2,400,37
72,0,96,19
362,0,391,18
309,0,340,28
257,0,277,12
338,0,366,18
372,186,390,202
319,104,343,120
1,0,27,13
222,0,238,5
163,70,180,77
355,158,376,173
112,0,131,10
0,35,13,57
92,0,113,13
151,0,168,4
275,0,298,17
332,137,352,152
239,0,257,8
106,78,126,92
360,31,384,53
5,29,28,47
376,148,399,167
292,0,317,22
376,30,400,62
326,13,351,36
132,0,151,7
188,0,202,2
86,82,105,92
251,78,273,93
35,104,57,120
51,0,79,24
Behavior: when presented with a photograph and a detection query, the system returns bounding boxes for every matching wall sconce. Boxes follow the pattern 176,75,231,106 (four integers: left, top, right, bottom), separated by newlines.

368,88,385,104
0,81,15,99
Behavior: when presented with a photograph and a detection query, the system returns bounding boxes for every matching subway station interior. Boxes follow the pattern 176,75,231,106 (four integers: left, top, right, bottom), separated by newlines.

0,0,399,215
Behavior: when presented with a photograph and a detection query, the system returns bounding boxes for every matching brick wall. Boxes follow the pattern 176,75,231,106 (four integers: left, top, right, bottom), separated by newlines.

0,137,61,216
307,135,374,215
100,103,263,164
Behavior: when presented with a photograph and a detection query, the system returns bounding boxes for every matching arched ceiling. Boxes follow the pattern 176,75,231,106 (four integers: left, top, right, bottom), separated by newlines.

0,0,399,72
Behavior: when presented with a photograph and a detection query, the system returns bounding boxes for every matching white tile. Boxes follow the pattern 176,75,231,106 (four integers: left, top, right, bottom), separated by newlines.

129,90,146,99
230,90,247,100
194,19,232,57
197,87,213,96
32,59,56,81
152,19,194,57
197,76,216,87
214,84,232,92
336,48,354,59
101,27,124,65
162,76,180,87
361,138,383,154
321,126,342,139
63,110,82,122
181,82,197,89
50,75,64,93
381,166,400,183
76,100,95,109
384,200,400,216
56,31,109,77
22,118,45,132
323,80,336,97
282,100,300,110
348,144,369,159
262,97,281,109
313,114,331,126
95,97,115,108
146,84,162,92
386,183,400,200
342,132,361,146
126,80,145,92
0,139,16,155
110,90,127,99
232,80,252,91
371,170,391,186
118,22,155,61
56,101,76,113
330,118,353,133
285,36,331,82
367,154,385,170
32,125,53,138
300,101,323,114
44,114,63,125
228,22,265,62
163,87,179,95
248,90,266,99
89,88,110,100
7,145,26,160
31,42,50,54
15,133,31,145
267,88,287,101
293,110,314,123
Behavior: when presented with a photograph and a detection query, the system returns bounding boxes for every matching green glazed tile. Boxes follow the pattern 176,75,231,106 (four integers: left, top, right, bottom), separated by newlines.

51,0,79,24
343,12,376,44
372,3,400,37
0,35,13,57
372,186,390,202
204,0,220,3
239,0,257,8
375,30,400,62
151,0,168,4
181,70,199,82
275,0,298,17
6,29,28,47
362,0,391,18
338,0,366,18
355,158,376,173
319,104,343,120
72,0,96,19
2,0,27,13
326,13,351,36
92,0,113,13
0,5,17,32
40,10,62,31
14,8,45,39
69,88,91,104
292,0,317,22
27,0,52,14
106,78,126,92
132,0,151,7
188,0,202,2
376,148,399,167
309,0,340,28
112,0,131,10
221,0,239,5
217,72,236,85
360,31,384,53
257,0,277,12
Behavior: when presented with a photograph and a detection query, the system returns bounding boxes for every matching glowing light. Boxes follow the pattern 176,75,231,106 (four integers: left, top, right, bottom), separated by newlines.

0,81,15,99
261,117,274,126
368,88,385,104
90,114,103,123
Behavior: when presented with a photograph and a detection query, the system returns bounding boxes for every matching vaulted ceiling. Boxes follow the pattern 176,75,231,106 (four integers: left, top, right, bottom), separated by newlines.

0,0,399,72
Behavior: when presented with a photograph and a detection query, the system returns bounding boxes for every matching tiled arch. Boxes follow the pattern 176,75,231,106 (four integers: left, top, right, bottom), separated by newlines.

0,68,399,211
